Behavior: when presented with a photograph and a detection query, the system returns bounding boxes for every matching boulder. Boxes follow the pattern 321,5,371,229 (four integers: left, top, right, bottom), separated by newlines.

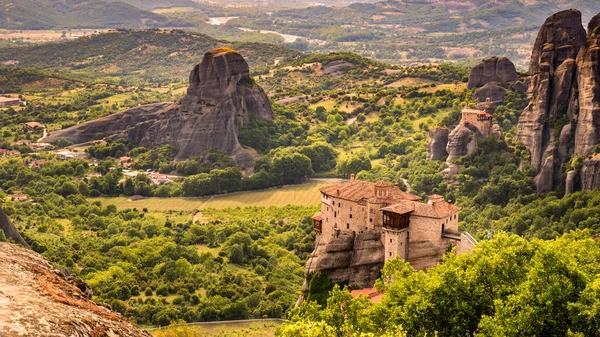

323,61,354,77
46,48,274,166
473,82,506,103
467,56,518,89
0,242,151,336
0,204,29,249
581,156,600,190
427,127,449,160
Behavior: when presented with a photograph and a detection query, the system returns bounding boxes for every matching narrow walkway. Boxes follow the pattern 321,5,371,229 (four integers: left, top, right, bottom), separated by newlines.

145,318,288,331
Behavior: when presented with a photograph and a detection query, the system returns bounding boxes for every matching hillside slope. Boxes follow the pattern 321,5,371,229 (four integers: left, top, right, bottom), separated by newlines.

0,0,184,29
0,30,301,83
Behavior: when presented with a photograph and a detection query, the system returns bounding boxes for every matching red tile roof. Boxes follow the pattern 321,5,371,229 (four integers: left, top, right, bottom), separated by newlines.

320,180,421,203
382,199,460,219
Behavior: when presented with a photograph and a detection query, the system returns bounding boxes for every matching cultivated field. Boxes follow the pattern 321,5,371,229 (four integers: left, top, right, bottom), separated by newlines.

89,179,342,212
150,320,283,337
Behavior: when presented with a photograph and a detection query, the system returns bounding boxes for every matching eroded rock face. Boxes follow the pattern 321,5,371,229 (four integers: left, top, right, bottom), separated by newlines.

0,242,151,337
0,204,29,249
581,157,600,190
473,82,506,103
574,15,600,156
446,124,479,164
427,127,449,160
305,230,384,288
46,49,274,166
467,57,518,89
517,9,587,193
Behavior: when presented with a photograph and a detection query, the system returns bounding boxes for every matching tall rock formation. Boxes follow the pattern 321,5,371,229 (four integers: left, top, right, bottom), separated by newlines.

467,56,518,89
446,124,479,164
574,15,600,156
46,48,274,166
0,203,29,249
517,9,587,193
516,10,600,194
427,127,449,160
0,241,151,336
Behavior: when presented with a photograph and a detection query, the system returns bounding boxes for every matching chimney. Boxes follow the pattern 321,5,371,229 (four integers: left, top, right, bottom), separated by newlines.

350,174,355,182
428,194,444,205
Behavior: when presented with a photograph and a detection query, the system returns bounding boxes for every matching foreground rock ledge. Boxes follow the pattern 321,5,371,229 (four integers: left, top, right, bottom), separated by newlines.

0,242,151,337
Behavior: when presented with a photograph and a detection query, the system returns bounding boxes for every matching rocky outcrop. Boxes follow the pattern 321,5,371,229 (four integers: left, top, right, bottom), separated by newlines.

473,82,506,103
467,57,518,89
305,229,384,288
446,124,479,164
427,127,449,160
0,242,151,337
46,48,274,166
517,9,587,193
0,204,29,249
581,156,600,191
574,14,600,156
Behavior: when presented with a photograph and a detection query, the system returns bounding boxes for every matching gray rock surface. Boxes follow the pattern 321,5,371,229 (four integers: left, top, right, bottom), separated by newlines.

517,9,587,193
581,157,600,190
467,56,518,89
0,242,151,337
46,48,274,166
427,127,449,160
446,124,479,164
0,204,29,249
473,82,506,103
305,229,384,288
574,14,600,156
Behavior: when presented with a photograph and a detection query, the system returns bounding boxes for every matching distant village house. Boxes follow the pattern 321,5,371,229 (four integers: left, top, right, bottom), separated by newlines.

0,96,21,107
0,149,21,157
12,194,28,202
24,122,45,132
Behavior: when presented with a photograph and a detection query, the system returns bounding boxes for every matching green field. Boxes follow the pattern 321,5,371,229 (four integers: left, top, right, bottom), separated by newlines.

89,180,341,212
149,320,282,337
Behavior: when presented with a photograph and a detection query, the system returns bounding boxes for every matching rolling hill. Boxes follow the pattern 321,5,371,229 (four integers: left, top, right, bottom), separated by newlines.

0,0,190,29
0,29,301,83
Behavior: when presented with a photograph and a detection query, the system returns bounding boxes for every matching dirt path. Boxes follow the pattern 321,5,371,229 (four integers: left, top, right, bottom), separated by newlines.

193,196,215,223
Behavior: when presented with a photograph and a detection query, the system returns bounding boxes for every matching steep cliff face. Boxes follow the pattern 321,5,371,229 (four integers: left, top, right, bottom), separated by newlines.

427,127,449,160
0,241,151,337
574,16,600,156
517,9,587,193
46,49,274,166
446,124,479,164
473,82,506,103
467,56,518,89
0,204,29,249
304,230,384,289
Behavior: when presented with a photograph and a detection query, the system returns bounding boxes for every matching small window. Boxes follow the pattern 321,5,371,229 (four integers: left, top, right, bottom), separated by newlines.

349,214,353,219
334,212,337,217
332,201,335,206
389,252,392,257
446,219,448,224
390,239,392,243
346,223,350,229
370,218,373,222
350,207,352,211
